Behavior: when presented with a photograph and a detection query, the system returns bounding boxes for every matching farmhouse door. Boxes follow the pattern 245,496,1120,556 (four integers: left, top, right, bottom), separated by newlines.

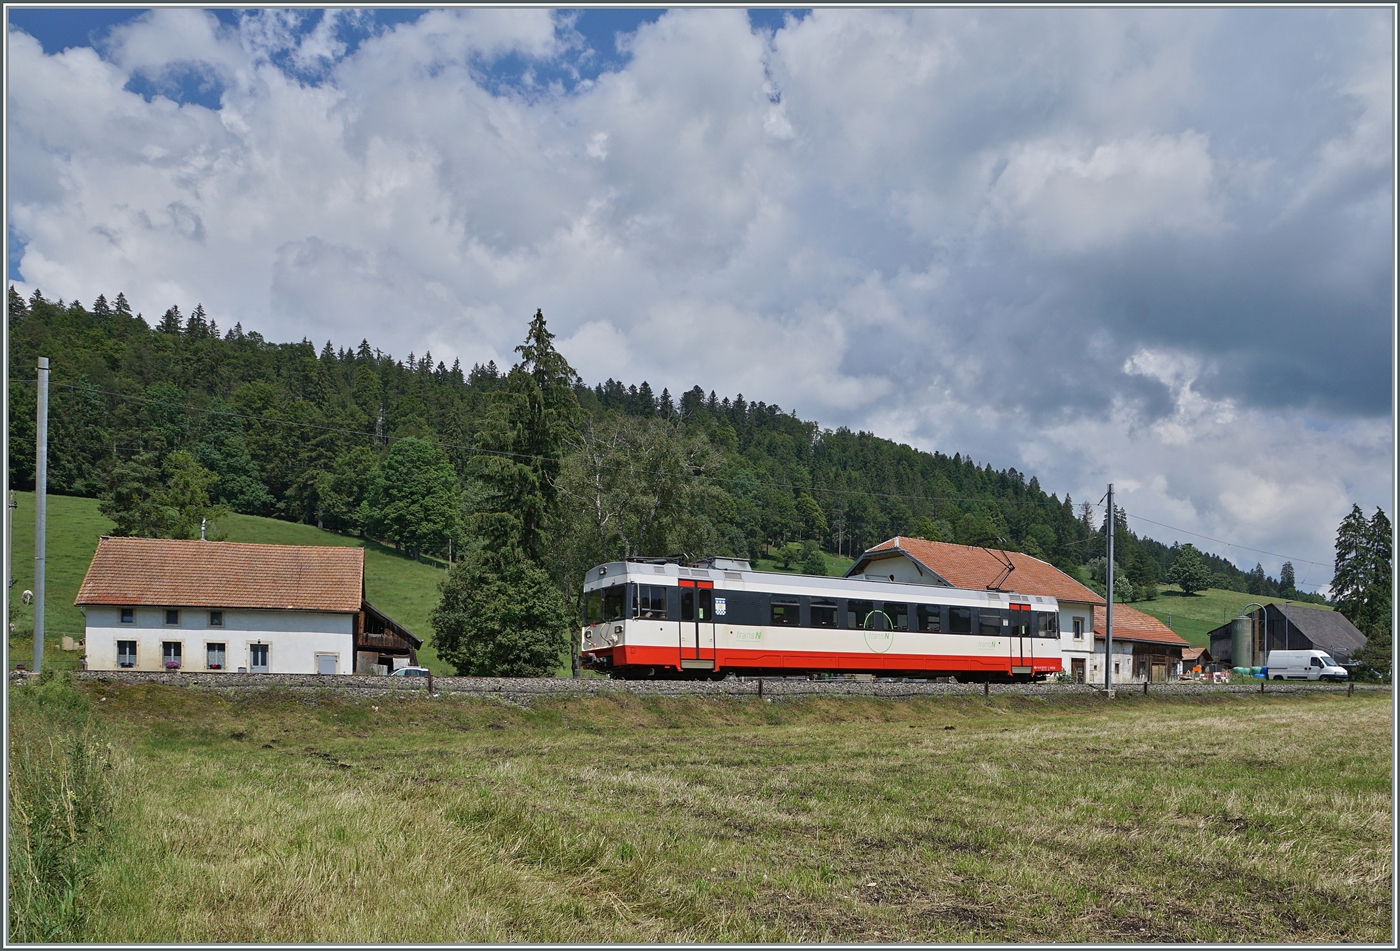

249,644,269,674
1071,658,1086,683
678,579,715,669
1009,603,1033,676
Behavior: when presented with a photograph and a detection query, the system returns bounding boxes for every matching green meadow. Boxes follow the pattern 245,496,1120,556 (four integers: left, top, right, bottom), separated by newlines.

8,677,1393,944
1132,585,1334,648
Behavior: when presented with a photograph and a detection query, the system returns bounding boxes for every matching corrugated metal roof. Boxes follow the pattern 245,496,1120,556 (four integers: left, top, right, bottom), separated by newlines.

75,537,363,612
853,537,1107,606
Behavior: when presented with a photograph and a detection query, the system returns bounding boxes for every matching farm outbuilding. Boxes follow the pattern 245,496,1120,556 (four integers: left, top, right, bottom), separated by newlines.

1090,604,1191,684
76,537,420,675
1207,603,1365,669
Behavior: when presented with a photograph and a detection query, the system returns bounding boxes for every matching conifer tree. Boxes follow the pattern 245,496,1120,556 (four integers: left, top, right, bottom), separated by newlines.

157,305,183,334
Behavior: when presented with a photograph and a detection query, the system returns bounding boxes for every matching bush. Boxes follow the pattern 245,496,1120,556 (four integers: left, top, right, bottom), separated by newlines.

7,672,128,942
431,532,572,677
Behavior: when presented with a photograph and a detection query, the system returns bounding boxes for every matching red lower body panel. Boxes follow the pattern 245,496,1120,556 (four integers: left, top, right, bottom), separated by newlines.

586,644,1061,677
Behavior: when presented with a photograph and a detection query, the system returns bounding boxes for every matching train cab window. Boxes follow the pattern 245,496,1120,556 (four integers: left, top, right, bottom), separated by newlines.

917,604,942,633
601,585,627,622
635,584,668,619
1035,612,1058,637
979,610,1003,636
884,603,909,631
948,606,973,634
770,597,800,626
810,599,838,628
847,600,875,629
584,591,602,624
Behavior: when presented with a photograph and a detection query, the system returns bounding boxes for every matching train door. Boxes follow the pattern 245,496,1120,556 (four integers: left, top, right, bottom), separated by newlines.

1009,603,1033,677
678,579,715,670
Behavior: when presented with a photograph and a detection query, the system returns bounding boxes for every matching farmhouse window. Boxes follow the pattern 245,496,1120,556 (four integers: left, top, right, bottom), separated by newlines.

810,599,837,628
162,641,182,669
120,607,134,624
206,643,226,670
209,611,223,627
948,607,973,635
117,640,136,667
1073,617,1084,640
165,609,179,625
770,597,800,626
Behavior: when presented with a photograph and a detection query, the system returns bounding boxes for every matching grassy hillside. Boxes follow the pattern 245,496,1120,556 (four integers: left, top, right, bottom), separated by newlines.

1130,585,1334,648
7,492,454,673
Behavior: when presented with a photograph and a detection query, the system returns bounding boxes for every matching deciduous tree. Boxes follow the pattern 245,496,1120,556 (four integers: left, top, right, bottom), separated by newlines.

1167,544,1211,595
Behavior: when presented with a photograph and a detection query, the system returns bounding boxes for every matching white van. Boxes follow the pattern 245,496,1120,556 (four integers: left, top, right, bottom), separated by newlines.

1266,649,1348,682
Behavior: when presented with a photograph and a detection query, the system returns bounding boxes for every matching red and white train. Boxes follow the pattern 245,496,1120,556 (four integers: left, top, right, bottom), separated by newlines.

580,557,1063,681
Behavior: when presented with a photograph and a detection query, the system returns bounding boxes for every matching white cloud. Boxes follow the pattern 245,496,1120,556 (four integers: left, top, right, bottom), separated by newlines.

988,132,1223,253
5,8,1391,577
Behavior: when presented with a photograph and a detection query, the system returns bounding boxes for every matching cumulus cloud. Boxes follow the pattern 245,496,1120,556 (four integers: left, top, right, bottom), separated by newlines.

5,7,1392,576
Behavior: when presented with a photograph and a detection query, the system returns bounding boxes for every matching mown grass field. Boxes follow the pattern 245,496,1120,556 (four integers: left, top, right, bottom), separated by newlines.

6,492,454,673
1132,586,1334,648
26,680,1392,944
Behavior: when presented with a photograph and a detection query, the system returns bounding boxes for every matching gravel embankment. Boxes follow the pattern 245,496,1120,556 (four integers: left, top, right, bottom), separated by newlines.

16,669,1384,706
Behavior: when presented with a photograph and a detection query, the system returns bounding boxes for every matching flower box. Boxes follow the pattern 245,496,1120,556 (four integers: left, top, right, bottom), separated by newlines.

164,660,182,670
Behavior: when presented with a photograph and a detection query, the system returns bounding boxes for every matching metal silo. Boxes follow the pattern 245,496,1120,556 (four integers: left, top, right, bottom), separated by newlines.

1231,616,1252,669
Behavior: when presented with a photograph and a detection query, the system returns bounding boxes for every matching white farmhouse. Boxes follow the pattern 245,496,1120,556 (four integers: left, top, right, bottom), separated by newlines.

76,537,420,675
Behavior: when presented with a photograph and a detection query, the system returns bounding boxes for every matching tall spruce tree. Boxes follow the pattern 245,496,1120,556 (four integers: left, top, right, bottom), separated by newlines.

473,309,581,563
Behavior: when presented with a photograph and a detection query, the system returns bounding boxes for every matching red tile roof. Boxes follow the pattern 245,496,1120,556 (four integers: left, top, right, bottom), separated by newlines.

854,537,1105,606
75,537,364,612
1093,604,1190,647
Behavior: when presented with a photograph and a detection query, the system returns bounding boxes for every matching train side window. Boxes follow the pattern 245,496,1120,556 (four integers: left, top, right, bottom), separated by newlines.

636,585,668,619
680,588,695,622
602,585,627,621
810,599,837,628
770,597,800,626
979,610,1002,636
948,606,973,634
847,600,874,629
917,604,942,633
584,590,602,625
884,603,909,631
1036,612,1057,637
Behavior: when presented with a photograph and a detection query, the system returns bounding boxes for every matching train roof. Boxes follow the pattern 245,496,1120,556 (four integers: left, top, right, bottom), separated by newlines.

582,560,1059,608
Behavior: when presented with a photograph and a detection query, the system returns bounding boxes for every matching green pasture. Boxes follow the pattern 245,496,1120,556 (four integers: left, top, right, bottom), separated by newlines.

9,679,1392,944
1132,586,1333,648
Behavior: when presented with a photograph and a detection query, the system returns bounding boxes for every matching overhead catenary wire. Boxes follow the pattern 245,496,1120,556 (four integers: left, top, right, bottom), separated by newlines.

11,377,1334,585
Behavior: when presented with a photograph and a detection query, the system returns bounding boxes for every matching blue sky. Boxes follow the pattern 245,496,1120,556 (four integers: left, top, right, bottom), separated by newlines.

6,8,808,119
5,8,1392,582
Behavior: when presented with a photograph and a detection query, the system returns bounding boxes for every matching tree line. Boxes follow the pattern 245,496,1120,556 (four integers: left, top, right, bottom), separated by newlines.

6,286,1359,673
